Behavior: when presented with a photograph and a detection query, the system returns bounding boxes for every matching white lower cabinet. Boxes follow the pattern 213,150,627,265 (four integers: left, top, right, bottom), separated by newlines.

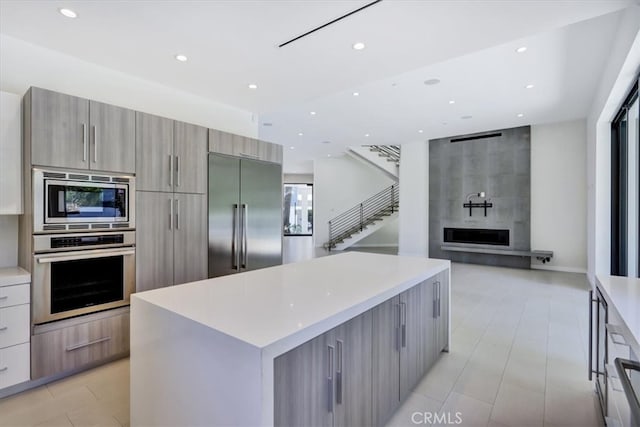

0,277,31,390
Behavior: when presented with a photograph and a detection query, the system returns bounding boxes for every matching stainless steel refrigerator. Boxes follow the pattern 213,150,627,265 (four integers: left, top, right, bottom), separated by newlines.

208,153,282,278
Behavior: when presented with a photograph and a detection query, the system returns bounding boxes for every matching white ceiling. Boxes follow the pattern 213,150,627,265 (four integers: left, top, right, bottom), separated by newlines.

0,0,636,173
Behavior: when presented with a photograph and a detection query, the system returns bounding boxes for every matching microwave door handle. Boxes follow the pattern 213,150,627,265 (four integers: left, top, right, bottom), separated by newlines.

37,249,135,263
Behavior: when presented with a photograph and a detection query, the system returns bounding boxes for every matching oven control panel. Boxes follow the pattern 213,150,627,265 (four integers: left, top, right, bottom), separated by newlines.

51,234,124,249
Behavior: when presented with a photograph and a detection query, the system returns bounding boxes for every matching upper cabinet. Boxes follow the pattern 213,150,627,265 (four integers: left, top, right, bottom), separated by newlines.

0,91,23,214
136,113,207,194
209,129,282,164
26,87,135,173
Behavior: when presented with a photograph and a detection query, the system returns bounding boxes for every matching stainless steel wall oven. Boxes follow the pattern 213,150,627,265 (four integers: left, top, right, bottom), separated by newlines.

32,231,135,324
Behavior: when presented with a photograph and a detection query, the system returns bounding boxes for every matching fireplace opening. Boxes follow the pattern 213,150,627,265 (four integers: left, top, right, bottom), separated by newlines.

444,228,509,246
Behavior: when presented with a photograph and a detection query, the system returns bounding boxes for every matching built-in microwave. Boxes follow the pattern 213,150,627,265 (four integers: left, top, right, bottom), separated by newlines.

33,168,135,233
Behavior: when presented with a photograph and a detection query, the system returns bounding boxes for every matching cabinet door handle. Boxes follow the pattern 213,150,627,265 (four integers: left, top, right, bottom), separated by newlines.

169,198,173,230
396,303,401,350
437,281,441,318
0,296,8,300
433,283,438,319
0,326,7,332
92,125,98,163
176,156,180,187
82,123,87,162
0,367,7,373
336,340,343,405
169,155,174,188
400,302,407,348
327,345,334,413
175,198,180,230
65,336,111,352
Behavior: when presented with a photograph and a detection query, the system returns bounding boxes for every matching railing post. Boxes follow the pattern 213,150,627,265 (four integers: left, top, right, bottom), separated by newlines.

360,204,363,231
391,185,394,213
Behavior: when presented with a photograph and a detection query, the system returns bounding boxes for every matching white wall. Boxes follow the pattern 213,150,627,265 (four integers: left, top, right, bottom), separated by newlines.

398,141,429,257
314,155,397,248
0,34,257,137
531,120,587,273
586,6,640,284
0,216,18,268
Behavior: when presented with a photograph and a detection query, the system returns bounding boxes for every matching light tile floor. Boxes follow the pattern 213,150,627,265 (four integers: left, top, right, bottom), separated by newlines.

0,262,600,427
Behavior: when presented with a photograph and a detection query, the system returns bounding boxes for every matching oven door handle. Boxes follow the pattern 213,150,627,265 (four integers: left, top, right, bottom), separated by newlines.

36,248,135,264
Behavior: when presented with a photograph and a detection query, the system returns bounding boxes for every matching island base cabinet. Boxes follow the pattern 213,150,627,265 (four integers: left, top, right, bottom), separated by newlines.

274,312,373,427
372,296,401,426
31,311,129,379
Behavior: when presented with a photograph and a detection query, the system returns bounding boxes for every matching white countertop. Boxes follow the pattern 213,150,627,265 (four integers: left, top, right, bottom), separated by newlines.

596,274,640,352
133,252,449,350
0,266,30,287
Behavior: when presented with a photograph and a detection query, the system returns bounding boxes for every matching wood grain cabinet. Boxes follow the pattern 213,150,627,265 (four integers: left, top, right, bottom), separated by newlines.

31,309,129,379
26,87,135,173
274,311,373,427
135,191,206,292
136,113,207,194
209,129,282,164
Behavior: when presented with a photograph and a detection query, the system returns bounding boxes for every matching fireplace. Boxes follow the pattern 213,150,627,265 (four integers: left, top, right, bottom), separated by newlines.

443,228,509,246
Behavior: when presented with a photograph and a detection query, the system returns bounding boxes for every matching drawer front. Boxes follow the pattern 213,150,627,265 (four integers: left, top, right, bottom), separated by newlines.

31,312,129,379
0,304,30,349
0,343,30,390
0,283,30,308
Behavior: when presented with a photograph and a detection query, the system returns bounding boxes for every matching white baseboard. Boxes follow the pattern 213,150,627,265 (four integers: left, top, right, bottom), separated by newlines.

530,264,587,274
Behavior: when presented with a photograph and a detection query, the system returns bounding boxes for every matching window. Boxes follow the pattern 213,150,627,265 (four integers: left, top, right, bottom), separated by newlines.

611,77,639,277
283,184,313,236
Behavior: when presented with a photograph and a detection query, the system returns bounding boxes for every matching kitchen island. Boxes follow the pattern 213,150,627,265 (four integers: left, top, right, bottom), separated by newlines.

130,252,450,426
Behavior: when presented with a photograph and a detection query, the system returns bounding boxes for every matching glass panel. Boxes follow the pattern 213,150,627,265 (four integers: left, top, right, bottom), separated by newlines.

629,96,639,277
47,183,127,219
50,256,124,313
283,184,313,235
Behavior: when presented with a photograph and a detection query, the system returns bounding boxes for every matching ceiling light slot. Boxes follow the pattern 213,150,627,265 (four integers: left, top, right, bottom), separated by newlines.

278,0,383,48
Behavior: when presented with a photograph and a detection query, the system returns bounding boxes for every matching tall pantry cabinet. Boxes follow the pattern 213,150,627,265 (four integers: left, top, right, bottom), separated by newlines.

135,113,207,292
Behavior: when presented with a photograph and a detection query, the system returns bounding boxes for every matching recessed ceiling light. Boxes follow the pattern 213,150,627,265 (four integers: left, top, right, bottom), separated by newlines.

289,146,295,150
418,130,424,133
327,154,332,157
517,113,524,118
298,132,303,136
248,84,258,89
449,100,456,105
364,133,370,137
424,78,441,86
461,115,473,120
525,84,535,89
353,92,359,96
352,42,365,50
516,46,528,53
321,140,331,144
262,122,273,127
59,8,77,18
310,111,316,116
175,54,188,62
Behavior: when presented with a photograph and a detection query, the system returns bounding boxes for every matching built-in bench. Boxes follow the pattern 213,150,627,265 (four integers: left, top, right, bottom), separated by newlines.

440,245,553,263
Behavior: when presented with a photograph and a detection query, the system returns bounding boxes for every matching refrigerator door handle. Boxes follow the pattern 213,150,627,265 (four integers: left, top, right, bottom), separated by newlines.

242,204,248,269
232,204,239,270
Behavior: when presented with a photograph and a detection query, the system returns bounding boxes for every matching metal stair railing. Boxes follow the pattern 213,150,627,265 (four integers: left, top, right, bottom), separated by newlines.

366,145,400,164
325,184,399,250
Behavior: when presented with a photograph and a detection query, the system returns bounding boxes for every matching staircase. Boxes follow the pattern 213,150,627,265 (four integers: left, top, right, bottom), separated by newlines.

347,145,400,179
324,184,399,251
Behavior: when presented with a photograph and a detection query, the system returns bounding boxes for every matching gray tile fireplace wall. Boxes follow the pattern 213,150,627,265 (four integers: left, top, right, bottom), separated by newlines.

429,126,531,268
